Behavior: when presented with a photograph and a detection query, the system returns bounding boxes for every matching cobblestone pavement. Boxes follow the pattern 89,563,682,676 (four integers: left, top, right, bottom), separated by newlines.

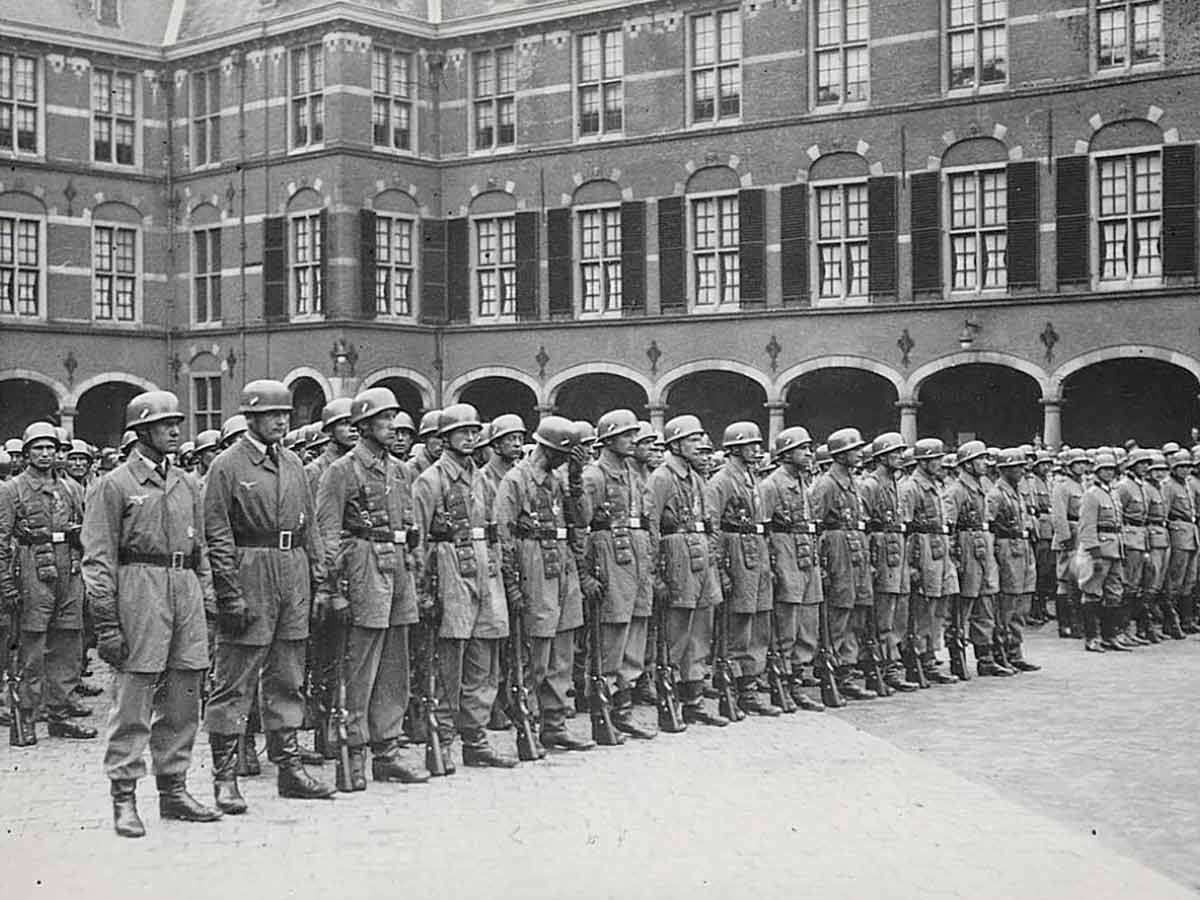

2,628,1196,900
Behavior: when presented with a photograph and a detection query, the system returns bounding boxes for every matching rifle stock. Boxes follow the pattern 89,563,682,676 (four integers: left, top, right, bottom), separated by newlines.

862,604,891,696
7,610,35,747
903,589,929,689
508,610,540,761
331,623,354,792
587,590,621,746
815,598,845,708
766,608,796,713
948,595,971,681
713,600,743,722
653,600,686,733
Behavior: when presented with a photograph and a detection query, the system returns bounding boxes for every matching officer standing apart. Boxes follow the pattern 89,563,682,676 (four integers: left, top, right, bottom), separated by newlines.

204,380,335,813
986,449,1041,671
82,391,222,837
0,421,94,739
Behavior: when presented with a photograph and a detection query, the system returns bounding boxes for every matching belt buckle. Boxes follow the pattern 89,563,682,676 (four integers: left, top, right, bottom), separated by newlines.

393,529,405,545
857,520,867,532
470,526,486,541
753,523,765,535
170,551,186,570
555,527,568,541
51,531,65,543
981,522,990,533
806,523,817,535
691,522,705,534
278,530,293,551
627,516,642,530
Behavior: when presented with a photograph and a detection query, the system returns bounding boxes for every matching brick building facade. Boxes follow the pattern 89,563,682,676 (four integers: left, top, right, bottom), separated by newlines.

1,0,1198,449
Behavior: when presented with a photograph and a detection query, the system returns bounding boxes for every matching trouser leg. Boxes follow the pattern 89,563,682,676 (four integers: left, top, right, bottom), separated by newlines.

828,605,853,668
774,603,799,675
459,637,500,742
44,627,82,714
204,641,270,736
874,593,898,664
367,625,410,746
435,637,466,740
148,668,204,777
539,630,576,731
344,626,385,748
619,617,649,689
18,629,47,714
889,592,909,668
727,610,757,679
600,620,630,691
667,606,712,684
103,670,158,782
969,594,995,659
257,640,307,734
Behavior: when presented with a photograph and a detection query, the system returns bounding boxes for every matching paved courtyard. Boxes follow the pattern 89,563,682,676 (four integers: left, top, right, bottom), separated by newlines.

2,628,1197,900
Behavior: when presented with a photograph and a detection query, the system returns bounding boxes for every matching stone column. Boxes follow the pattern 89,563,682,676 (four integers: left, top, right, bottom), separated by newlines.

59,407,76,439
764,401,788,446
895,399,921,445
329,376,361,401
645,402,666,433
536,403,556,421
1041,396,1063,451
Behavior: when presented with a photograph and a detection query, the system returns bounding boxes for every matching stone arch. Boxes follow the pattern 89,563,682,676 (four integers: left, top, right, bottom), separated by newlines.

468,190,517,216
654,359,775,405
360,366,437,409
572,179,622,206
544,363,654,408
775,355,906,401
91,200,142,225
189,201,221,227
446,366,543,406
0,370,66,438
808,151,869,182
913,358,1046,446
66,371,158,410
1088,114,1167,150
72,374,158,448
685,165,740,195
456,377,540,433
1049,345,1200,397
905,351,1050,401
0,190,47,215
371,188,419,216
942,136,1008,168
280,366,334,403
286,187,324,214
0,368,69,406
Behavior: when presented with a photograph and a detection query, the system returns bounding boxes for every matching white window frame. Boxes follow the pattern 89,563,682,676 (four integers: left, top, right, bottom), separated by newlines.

576,203,622,318
0,213,45,320
472,214,516,322
192,374,222,435
289,44,325,151
945,0,1008,95
95,0,120,27
91,67,138,167
1095,0,1162,74
371,48,415,155
190,67,220,169
0,53,43,158
472,47,516,152
812,0,869,110
92,223,141,323
689,9,742,127
192,225,222,325
374,213,417,319
575,29,623,140
1091,145,1163,290
811,178,870,306
289,211,323,318
688,190,740,312
943,164,1008,297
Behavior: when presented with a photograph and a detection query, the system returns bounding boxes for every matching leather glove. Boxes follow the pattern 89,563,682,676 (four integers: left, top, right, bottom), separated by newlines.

1088,546,1103,560
719,570,733,599
216,596,250,637
579,572,604,604
96,625,129,669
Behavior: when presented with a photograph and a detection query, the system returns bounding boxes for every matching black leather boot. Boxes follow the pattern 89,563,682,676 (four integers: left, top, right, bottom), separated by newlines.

737,676,782,716
236,729,261,777
210,733,248,815
157,774,222,822
111,779,145,838
461,730,519,768
612,690,658,738
371,740,431,782
271,730,337,800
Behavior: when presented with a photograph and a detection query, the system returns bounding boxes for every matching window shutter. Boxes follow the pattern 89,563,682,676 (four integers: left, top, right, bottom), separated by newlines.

547,207,572,318
359,210,377,319
318,208,329,316
420,219,446,324
515,210,540,321
868,175,897,300
446,217,469,323
738,188,765,307
262,215,287,322
1163,143,1197,279
620,200,646,315
779,183,808,306
910,172,941,293
1006,161,1039,289
1055,155,1089,286
657,196,686,313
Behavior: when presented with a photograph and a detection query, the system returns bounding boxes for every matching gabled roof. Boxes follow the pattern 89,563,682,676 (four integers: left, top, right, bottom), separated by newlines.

1,0,175,49
175,0,429,45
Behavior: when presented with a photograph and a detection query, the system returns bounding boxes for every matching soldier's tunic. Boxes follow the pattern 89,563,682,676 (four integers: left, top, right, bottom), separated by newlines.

1029,471,1055,600
494,456,583,731
1051,473,1085,596
1162,473,1198,621
1144,476,1170,600
810,465,872,670
759,465,822,672
81,450,212,780
406,444,439,481
317,442,420,749
858,464,908,666
1115,474,1149,617
944,471,998,654
581,451,654,690
305,443,344,499
705,457,772,678
899,467,949,655
203,434,325,738
644,452,721,695
1078,480,1124,607
1189,472,1200,625
987,476,1036,657
0,467,85,719
413,452,508,745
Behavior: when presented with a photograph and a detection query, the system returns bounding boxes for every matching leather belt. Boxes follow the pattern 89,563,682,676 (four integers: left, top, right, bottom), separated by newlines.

865,522,907,534
954,522,989,534
348,526,417,545
16,531,70,546
992,527,1031,540
119,549,198,570
514,524,569,541
431,525,497,543
590,516,645,532
765,522,818,535
661,522,710,536
909,523,949,535
1124,518,1146,526
1168,514,1197,524
720,523,766,535
1097,526,1120,534
234,530,302,550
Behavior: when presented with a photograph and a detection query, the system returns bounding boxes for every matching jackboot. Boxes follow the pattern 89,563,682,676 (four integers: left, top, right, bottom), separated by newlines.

977,657,1015,677
789,677,825,711
838,669,877,700
1056,595,1073,637
371,740,430,783
110,779,145,838
540,725,596,752
632,673,658,706
1163,595,1186,639
156,774,222,822
46,717,97,739
1100,608,1133,651
271,730,337,800
612,690,658,739
236,730,261,777
210,733,247,815
345,746,368,791
461,731,519,768
737,676,782,716
922,655,958,685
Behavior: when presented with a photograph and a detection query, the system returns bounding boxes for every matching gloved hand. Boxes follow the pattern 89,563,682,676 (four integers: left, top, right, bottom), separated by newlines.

1088,546,1103,560
579,572,604,603
96,625,129,669
216,596,251,637
653,576,669,607
719,570,733,599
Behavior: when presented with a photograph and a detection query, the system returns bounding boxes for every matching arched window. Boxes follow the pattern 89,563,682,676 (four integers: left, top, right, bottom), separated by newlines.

92,201,142,322
810,152,870,304
942,137,1009,294
686,166,741,311
1091,119,1164,288
469,190,517,321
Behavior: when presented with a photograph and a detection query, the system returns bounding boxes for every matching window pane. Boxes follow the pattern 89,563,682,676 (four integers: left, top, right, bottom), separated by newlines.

393,102,410,149
603,83,622,131
983,232,1007,288
817,187,841,240
603,31,623,78
496,48,515,94
0,56,11,100
981,171,1006,226
845,47,869,101
718,66,740,118
693,15,715,66
1100,221,1128,280
498,217,515,263
949,31,975,88
1133,217,1161,276
692,70,715,121
1132,1,1161,62
1099,159,1127,217
581,262,602,312
693,199,715,249
817,0,841,46
846,0,869,42
1132,152,1161,212
695,254,717,305
718,11,742,61
980,25,1007,83
373,98,389,145
1098,8,1126,67
847,241,869,295
497,98,514,145
372,49,388,94
816,50,840,104
846,184,868,236
949,0,975,27
819,244,842,297
579,85,599,135
474,51,494,96
952,234,977,288
475,101,494,148
580,210,601,258
579,33,601,83
950,175,976,229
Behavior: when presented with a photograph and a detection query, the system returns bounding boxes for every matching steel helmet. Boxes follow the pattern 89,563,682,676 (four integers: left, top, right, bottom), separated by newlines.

635,421,656,444
67,438,93,460
54,426,70,449
394,411,416,434
474,422,494,448
239,379,293,414
418,410,443,438
573,421,598,446
899,448,917,469
194,429,221,454
1034,450,1054,466
281,429,302,450
1169,450,1193,469
1093,451,1118,471
941,452,958,470
125,390,184,430
533,415,577,452
4,438,21,454
178,440,196,460
597,409,640,442
23,421,60,452
350,387,401,426
826,427,866,457
1126,448,1154,468
868,431,905,461
438,403,482,436
306,422,330,450
662,415,704,445
1162,441,1181,455
1061,447,1086,467
912,437,945,461
1149,451,1169,470
321,398,354,431
773,426,812,458
956,440,988,466
489,413,526,443
120,430,138,452
1020,443,1035,458
814,444,831,466
220,415,247,445
996,447,1028,468
722,421,763,449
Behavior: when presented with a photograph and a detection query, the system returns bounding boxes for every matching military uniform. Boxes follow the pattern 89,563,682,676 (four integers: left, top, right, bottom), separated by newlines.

1028,465,1055,618
899,464,949,673
1161,464,1198,636
1050,463,1086,635
1115,466,1150,643
1143,462,1171,638
1078,464,1126,649
945,467,998,666
986,465,1037,667
858,460,909,685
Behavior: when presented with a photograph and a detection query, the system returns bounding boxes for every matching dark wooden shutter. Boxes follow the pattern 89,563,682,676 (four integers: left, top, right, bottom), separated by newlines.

446,217,469,323
738,188,765,307
359,209,377,319
868,175,897,300
1055,155,1089,286
1163,143,1197,279
515,210,539,321
657,196,685,313
318,208,329,317
420,219,446,323
620,200,646,315
1006,161,1039,289
910,171,941,293
547,207,572,318
779,183,808,306
262,215,287,322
